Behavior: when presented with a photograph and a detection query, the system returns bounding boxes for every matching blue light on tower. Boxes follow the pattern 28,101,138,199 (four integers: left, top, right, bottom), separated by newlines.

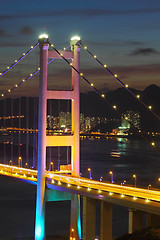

35,225,42,238
78,203,82,239
35,218,45,240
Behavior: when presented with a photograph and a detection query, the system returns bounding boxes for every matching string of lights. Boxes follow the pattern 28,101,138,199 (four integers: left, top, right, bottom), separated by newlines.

0,43,39,78
0,115,24,120
78,42,160,121
49,41,160,153
0,45,71,98
1,68,40,97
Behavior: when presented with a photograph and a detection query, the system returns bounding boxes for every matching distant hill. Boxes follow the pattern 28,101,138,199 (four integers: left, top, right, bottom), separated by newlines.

81,84,160,131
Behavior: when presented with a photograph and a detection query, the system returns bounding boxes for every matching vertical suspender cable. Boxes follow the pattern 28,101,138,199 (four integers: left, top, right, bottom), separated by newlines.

3,97,6,164
18,97,21,162
11,97,13,163
26,97,29,167
49,100,52,170
67,100,70,165
35,97,38,168
32,97,36,168
58,99,60,171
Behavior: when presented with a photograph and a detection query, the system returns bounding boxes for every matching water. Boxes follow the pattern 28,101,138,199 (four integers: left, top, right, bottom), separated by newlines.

80,138,160,188
0,138,160,239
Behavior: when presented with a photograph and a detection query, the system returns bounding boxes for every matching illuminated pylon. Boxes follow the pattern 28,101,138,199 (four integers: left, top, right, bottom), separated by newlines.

35,34,81,240
35,34,49,240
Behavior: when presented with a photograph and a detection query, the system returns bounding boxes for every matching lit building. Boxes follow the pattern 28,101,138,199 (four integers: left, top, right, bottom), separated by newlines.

46,115,52,129
124,110,140,129
80,113,85,132
59,111,71,129
53,117,59,129
90,117,96,129
47,112,118,133
118,110,140,135
85,117,91,132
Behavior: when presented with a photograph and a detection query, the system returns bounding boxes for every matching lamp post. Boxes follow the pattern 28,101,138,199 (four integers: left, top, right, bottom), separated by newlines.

9,160,12,174
9,160,12,165
123,180,126,185
133,174,136,187
88,168,92,179
58,147,60,171
109,171,114,183
148,184,151,190
121,180,126,185
18,156,22,168
100,176,103,182
50,162,54,171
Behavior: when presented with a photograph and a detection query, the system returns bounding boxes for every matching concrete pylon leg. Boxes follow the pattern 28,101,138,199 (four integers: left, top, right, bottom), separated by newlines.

100,201,112,240
128,209,143,234
71,43,80,177
146,213,160,228
35,37,48,240
70,194,81,240
83,196,96,240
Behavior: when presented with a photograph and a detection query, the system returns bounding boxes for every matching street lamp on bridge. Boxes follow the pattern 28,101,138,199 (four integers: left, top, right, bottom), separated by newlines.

50,162,54,171
100,176,103,182
9,160,13,165
133,174,136,187
88,168,92,179
109,171,114,183
18,156,22,168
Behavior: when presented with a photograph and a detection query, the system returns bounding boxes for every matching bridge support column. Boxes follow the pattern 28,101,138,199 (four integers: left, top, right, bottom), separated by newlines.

128,209,143,234
146,213,160,228
35,36,49,240
82,196,96,240
100,201,112,240
71,41,80,177
70,194,81,240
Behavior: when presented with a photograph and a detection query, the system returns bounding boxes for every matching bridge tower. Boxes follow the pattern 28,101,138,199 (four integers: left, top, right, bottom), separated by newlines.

35,34,81,240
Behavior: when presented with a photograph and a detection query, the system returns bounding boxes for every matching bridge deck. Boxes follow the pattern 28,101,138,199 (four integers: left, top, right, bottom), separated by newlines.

0,163,160,214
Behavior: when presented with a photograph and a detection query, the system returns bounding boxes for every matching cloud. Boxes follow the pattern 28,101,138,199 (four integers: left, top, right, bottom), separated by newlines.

80,64,160,86
0,41,32,47
19,26,33,35
73,64,160,80
1,8,160,19
130,48,160,56
87,40,144,47
0,29,7,37
127,41,144,46
78,63,160,91
111,64,160,75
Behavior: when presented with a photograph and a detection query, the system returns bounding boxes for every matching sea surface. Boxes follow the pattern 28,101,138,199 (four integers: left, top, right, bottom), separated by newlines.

0,137,160,239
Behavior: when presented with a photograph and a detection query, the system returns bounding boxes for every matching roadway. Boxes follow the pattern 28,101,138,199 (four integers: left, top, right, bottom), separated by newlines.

0,163,160,215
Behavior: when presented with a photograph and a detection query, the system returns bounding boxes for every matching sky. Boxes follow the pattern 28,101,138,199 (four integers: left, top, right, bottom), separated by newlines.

0,0,160,95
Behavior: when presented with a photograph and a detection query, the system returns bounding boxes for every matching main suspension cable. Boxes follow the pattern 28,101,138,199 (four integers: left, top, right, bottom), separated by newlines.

0,43,39,78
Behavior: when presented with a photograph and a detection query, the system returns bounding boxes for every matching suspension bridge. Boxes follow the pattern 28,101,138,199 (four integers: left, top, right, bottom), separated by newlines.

0,34,160,240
